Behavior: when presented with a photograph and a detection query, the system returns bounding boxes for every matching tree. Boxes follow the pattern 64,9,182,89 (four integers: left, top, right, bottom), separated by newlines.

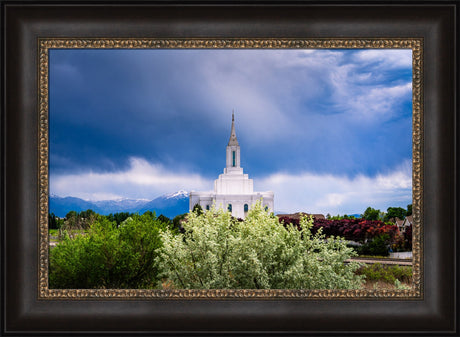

172,213,187,232
60,210,81,239
363,207,380,221
48,212,61,230
106,212,132,226
80,209,97,229
384,207,406,222
357,234,391,256
65,210,78,222
157,202,363,289
192,203,203,215
406,204,413,216
49,212,171,289
157,214,172,225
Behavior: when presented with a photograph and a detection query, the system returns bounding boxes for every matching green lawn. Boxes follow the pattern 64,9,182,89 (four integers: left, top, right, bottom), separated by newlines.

49,229,59,236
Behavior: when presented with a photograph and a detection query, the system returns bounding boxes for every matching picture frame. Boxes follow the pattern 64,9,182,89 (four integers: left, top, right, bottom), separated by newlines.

39,37,422,299
2,1,457,335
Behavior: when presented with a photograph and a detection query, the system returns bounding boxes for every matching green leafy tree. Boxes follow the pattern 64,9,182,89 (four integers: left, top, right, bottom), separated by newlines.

384,207,407,222
192,203,203,215
106,212,132,226
363,207,381,221
59,209,99,239
157,214,172,225
357,234,391,256
48,212,63,230
157,202,363,289
49,212,170,289
172,213,187,231
59,210,82,239
406,204,412,216
65,210,78,225
329,214,357,220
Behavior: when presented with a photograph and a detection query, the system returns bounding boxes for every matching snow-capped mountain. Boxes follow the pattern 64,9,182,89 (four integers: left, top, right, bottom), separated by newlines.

92,198,150,214
163,190,189,199
50,191,190,219
49,196,97,217
138,190,189,218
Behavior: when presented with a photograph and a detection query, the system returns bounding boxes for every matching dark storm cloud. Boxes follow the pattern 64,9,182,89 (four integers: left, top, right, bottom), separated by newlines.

49,48,413,213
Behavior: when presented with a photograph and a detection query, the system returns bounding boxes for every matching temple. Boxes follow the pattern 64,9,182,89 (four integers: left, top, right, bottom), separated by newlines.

189,113,274,219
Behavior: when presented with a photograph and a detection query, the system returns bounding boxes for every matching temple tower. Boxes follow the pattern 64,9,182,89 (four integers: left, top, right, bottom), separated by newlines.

190,112,274,218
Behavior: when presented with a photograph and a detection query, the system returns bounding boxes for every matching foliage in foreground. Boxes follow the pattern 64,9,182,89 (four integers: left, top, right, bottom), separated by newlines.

157,203,364,289
49,212,170,289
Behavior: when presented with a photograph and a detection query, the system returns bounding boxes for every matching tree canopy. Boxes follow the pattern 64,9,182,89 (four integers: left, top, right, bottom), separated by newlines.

406,204,412,216
363,207,381,221
384,207,407,222
49,212,172,289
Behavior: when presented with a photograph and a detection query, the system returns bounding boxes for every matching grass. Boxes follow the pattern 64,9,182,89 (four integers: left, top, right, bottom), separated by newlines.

49,228,86,244
362,280,411,290
356,263,413,289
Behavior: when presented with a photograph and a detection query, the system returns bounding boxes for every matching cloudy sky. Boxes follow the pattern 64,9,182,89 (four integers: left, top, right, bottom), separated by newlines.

49,48,413,215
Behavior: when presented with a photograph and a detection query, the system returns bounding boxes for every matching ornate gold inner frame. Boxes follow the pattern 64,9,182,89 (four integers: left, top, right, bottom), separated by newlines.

38,38,423,299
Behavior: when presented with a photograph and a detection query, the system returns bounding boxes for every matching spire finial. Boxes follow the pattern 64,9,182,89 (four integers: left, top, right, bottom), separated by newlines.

228,110,239,146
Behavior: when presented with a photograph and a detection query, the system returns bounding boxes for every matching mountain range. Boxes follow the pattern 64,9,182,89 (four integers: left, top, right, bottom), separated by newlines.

50,190,190,219
50,191,362,220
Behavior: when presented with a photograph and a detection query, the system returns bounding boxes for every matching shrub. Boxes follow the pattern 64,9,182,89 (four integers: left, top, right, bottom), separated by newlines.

357,234,391,256
404,224,412,250
49,212,171,289
280,215,402,256
105,212,133,226
357,263,412,284
172,213,187,233
157,202,364,289
280,216,399,244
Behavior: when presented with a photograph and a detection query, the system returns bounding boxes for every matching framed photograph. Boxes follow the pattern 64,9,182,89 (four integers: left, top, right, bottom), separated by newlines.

2,1,457,335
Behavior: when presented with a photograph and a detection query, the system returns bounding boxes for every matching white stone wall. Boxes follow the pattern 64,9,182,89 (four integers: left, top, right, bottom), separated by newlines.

214,173,254,195
189,191,213,211
260,191,274,212
214,193,274,219
190,191,274,219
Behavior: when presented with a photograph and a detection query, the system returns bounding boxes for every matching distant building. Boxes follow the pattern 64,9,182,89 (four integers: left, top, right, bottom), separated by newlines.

401,215,413,233
393,215,412,233
394,217,404,229
189,113,274,219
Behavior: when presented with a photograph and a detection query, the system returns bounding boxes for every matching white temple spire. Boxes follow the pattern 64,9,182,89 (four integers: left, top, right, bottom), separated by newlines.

226,112,241,170
189,109,274,219
228,111,239,146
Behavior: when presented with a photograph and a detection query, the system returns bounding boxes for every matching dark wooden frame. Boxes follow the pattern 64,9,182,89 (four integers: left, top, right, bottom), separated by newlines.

2,1,457,335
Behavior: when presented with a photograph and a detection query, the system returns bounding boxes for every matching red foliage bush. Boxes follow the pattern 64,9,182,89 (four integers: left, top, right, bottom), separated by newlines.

403,224,412,250
279,216,399,244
